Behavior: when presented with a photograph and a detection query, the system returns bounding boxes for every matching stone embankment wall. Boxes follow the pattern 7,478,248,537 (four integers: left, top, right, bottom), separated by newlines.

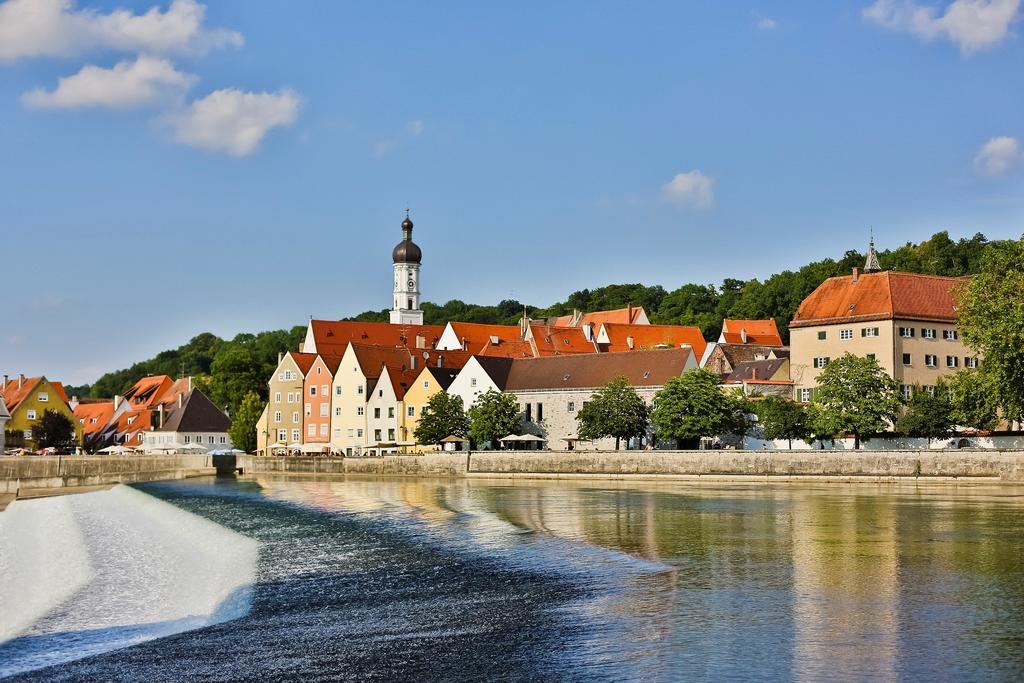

240,449,1024,482
0,455,214,494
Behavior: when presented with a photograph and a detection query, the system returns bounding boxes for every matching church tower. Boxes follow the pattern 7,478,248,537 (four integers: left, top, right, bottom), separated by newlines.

389,213,424,325
864,231,881,273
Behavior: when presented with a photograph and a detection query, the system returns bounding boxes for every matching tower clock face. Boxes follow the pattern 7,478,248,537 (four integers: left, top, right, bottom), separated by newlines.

408,278,415,289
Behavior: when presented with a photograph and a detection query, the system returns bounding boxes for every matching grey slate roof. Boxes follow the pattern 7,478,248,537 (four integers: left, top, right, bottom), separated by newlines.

724,358,788,384
157,389,230,433
504,348,692,391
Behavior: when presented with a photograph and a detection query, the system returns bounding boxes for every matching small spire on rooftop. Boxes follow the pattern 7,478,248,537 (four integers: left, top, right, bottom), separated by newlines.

864,229,881,273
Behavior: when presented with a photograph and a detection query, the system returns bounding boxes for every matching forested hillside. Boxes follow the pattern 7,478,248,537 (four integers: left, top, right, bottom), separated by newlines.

71,230,997,410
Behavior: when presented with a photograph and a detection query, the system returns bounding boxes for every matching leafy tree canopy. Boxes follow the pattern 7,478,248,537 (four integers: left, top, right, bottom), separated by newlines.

896,388,953,442
229,392,264,453
650,369,750,449
813,353,903,448
31,410,76,450
415,392,471,446
957,237,1024,426
754,395,810,449
576,376,649,450
468,389,521,448
945,368,1000,432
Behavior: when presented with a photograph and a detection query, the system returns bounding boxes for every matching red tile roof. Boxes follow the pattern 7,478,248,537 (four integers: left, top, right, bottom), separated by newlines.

550,306,647,327
528,323,598,356
447,322,526,356
721,319,784,346
307,320,445,357
598,323,707,361
123,375,174,410
790,271,964,328
288,351,319,376
73,400,115,435
1,376,44,413
350,343,472,380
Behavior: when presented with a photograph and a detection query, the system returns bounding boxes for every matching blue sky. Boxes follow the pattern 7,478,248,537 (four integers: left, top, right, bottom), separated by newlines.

3,0,1023,384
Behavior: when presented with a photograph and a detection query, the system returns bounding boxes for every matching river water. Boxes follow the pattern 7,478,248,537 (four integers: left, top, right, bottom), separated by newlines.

3,476,1024,681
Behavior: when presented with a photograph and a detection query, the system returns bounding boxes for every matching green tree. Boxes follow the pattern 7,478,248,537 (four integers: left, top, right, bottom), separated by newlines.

468,389,521,448
576,376,649,450
208,346,266,415
957,238,1024,427
754,395,810,449
31,410,76,450
415,392,471,446
945,368,1000,432
896,388,953,443
229,392,263,453
813,353,903,449
650,369,750,449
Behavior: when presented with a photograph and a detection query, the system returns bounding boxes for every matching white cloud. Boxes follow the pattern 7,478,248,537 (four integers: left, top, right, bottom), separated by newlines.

974,136,1021,175
0,0,242,61
662,170,714,209
863,0,1020,54
371,119,426,158
757,16,778,30
21,56,194,109
170,88,301,156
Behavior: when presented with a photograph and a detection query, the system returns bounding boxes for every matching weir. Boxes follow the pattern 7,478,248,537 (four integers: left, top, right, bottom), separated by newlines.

0,485,258,677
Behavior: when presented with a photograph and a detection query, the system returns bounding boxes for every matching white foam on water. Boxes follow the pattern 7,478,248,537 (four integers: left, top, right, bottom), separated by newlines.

0,495,94,642
0,485,259,678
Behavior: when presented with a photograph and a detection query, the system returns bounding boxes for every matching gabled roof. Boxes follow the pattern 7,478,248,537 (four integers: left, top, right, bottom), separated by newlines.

597,323,707,360
73,400,115,435
379,366,424,401
527,323,597,356
123,375,173,408
288,351,318,376
305,353,344,379
1,376,44,413
472,356,515,389
423,366,460,391
720,319,784,346
158,389,230,433
550,306,648,327
790,271,964,328
305,320,445,357
504,348,693,391
723,358,789,384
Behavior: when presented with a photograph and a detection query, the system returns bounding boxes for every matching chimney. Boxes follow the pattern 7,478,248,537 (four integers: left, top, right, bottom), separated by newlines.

114,395,123,410
18,374,25,388
740,328,748,344
751,368,757,380
178,392,184,408
278,352,284,364
188,376,192,391
627,303,633,322
461,337,468,351
411,356,418,370
2,374,6,390
626,336,635,350
572,309,582,326
438,355,445,368
852,267,861,283
157,404,165,429
416,335,426,349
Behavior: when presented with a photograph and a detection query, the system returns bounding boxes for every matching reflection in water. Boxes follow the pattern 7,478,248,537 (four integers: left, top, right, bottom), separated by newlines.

13,476,1024,681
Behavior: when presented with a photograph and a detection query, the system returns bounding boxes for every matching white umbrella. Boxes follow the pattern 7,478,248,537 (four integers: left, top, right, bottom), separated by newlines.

98,445,133,454
268,442,286,449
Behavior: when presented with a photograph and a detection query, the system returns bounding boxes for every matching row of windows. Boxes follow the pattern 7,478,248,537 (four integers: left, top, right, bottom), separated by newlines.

523,402,544,422
183,435,228,444
902,354,976,368
818,327,960,341
813,355,977,370
898,327,959,340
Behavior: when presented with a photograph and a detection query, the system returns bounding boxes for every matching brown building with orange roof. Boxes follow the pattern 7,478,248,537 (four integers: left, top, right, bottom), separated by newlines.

73,399,115,450
550,305,650,328
1,374,82,450
719,319,784,347
790,251,975,403
266,351,318,448
594,322,707,361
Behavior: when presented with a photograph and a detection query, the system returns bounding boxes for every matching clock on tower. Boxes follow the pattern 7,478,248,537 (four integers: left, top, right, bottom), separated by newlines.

389,213,424,325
